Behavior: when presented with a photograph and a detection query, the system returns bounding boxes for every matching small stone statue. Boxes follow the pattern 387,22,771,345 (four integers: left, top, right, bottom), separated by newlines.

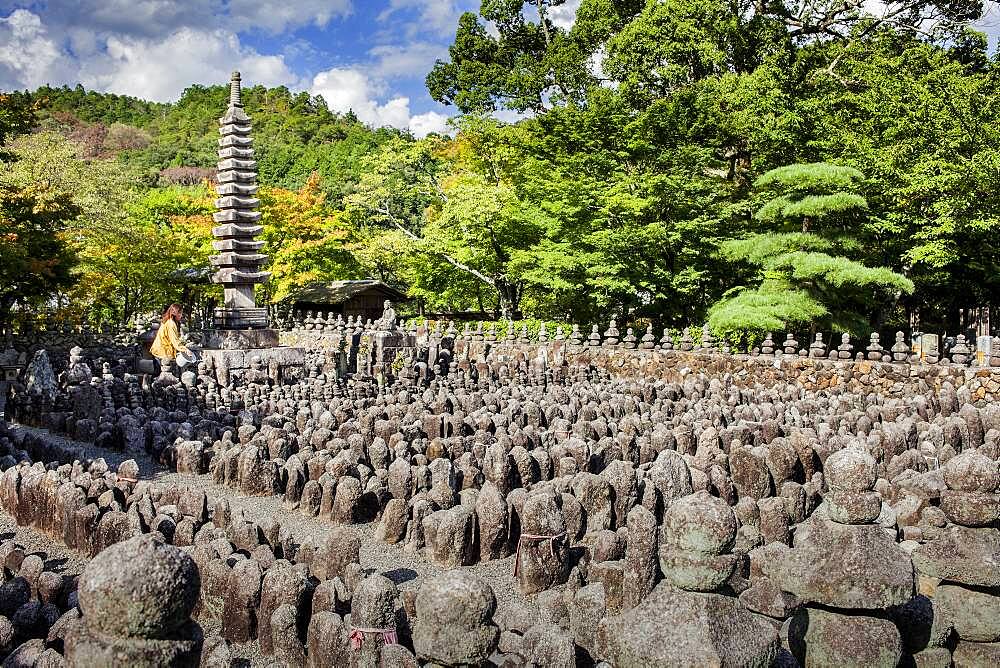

603,319,620,346
808,333,826,358
659,328,674,350
783,333,798,356
377,300,398,332
891,331,909,362
866,333,884,361
588,325,602,347
700,324,717,352
837,333,853,360
678,328,694,352
949,334,971,365
66,346,93,385
640,325,656,350
760,333,775,356
622,328,637,349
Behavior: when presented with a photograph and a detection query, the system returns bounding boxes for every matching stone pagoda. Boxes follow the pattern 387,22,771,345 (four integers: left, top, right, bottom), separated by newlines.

209,71,272,340
200,72,303,380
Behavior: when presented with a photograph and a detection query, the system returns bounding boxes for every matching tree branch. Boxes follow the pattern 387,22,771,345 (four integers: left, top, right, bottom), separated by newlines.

387,219,497,288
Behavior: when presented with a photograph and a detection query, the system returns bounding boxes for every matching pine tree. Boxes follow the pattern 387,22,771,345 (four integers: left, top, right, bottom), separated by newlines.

708,162,914,345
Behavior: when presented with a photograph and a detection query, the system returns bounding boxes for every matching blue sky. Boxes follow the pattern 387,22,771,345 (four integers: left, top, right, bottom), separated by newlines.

0,1,997,137
0,0,556,136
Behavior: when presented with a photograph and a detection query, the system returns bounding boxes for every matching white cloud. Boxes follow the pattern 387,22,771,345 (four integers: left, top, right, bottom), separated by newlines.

377,0,473,36
227,0,353,34
0,10,68,90
0,5,457,138
49,0,219,40
492,107,533,124
368,42,447,79
409,111,451,137
5,1,354,39
311,67,411,128
975,5,1000,50
548,0,581,31
78,28,301,102
0,7,307,101
310,67,453,137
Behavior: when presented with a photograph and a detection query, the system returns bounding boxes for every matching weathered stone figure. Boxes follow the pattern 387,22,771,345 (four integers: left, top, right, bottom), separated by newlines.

377,300,398,332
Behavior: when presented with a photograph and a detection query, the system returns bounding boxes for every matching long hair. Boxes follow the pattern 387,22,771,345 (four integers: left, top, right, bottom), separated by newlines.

161,303,183,324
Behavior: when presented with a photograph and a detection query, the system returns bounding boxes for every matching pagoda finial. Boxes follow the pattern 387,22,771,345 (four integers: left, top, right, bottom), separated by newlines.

229,71,242,108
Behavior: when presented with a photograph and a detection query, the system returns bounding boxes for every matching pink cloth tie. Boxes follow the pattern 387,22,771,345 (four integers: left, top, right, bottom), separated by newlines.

350,626,398,650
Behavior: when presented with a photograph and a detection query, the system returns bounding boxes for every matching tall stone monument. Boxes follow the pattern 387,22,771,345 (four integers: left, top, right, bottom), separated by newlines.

200,72,303,381
204,71,276,348
212,72,269,329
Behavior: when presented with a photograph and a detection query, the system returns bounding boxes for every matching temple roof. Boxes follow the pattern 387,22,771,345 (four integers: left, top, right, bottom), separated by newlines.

280,280,408,305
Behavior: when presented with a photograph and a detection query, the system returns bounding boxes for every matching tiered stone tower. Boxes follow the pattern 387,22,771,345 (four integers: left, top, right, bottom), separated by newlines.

200,72,302,379
211,71,269,330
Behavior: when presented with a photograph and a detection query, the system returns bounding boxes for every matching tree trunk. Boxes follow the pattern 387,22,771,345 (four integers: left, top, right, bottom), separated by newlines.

495,278,523,321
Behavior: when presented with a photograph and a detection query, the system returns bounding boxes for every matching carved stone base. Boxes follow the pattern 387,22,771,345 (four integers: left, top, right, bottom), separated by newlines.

201,346,305,385
65,621,204,667
212,307,268,329
200,328,279,350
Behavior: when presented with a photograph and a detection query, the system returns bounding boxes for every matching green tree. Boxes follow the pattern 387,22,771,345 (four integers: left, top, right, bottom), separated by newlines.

795,28,1000,330
427,0,594,114
0,184,80,325
0,94,80,326
0,92,38,157
257,174,361,303
709,163,914,342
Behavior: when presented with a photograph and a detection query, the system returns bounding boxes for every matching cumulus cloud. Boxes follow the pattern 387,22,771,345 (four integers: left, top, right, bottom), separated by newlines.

310,67,452,137
548,0,581,30
311,67,411,128
409,110,451,136
368,42,447,79
0,9,68,90
79,28,302,102
4,0,354,38
377,0,474,36
42,0,218,40
228,0,354,34
0,3,456,137
492,107,533,124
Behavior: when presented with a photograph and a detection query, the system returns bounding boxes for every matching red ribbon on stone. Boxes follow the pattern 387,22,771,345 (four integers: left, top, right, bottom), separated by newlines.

350,626,398,650
513,530,567,578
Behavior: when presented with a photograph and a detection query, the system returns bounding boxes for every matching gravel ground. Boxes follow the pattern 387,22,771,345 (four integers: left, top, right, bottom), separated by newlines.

0,508,88,576
10,425,540,666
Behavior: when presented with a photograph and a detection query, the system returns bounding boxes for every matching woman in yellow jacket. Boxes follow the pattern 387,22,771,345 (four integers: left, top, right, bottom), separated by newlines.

150,303,192,367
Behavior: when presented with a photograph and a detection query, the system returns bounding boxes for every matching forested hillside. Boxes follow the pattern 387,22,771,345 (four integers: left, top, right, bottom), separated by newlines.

2,0,998,345
33,83,401,196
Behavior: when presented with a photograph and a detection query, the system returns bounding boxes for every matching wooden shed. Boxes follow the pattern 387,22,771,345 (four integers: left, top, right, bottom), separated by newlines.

282,280,408,323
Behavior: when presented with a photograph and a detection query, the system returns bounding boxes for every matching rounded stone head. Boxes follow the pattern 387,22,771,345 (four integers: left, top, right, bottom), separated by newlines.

78,535,199,639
